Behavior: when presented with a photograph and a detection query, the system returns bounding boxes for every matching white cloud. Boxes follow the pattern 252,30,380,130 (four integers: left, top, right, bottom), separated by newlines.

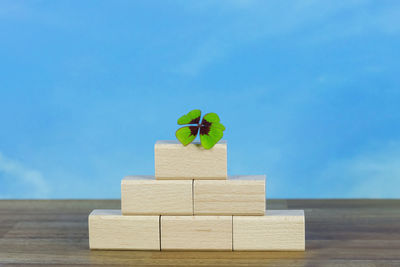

172,39,230,76
319,141,400,198
0,152,50,198
0,0,30,19
174,0,400,76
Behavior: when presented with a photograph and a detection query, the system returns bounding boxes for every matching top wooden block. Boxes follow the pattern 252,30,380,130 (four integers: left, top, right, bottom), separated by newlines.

155,140,227,180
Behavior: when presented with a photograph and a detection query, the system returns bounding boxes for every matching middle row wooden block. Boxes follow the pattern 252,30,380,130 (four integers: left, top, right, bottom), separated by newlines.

121,175,266,215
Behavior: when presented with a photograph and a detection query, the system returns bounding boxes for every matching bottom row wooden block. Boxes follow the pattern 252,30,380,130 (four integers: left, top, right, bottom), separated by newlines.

89,210,305,251
88,210,160,250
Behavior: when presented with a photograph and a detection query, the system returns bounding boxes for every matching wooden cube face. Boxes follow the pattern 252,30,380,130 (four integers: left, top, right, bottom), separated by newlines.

155,140,227,180
121,176,193,215
161,216,232,251
233,210,305,251
194,175,266,215
88,210,160,250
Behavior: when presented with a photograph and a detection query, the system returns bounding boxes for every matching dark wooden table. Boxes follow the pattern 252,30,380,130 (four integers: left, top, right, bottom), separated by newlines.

0,199,399,266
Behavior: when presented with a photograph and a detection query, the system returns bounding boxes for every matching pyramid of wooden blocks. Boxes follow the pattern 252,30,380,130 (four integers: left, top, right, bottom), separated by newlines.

89,140,305,251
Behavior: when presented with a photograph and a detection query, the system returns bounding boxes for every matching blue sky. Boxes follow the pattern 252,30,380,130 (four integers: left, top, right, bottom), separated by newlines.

0,0,399,198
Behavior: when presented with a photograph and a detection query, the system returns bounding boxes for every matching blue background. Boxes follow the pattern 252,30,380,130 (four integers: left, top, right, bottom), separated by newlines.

1,1,399,199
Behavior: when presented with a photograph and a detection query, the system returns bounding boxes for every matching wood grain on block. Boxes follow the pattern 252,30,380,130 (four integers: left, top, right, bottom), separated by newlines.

194,175,266,215
121,176,192,215
88,210,160,250
155,140,227,180
161,216,232,251
233,210,305,251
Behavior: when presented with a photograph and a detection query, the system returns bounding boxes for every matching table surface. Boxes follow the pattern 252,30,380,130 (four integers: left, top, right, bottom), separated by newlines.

0,199,399,266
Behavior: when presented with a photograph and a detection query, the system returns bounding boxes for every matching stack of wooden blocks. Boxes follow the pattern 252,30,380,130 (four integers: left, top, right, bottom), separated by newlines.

89,141,305,251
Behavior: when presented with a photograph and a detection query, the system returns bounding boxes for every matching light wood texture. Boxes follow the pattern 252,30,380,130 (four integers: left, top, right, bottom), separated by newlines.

155,140,227,180
161,216,232,251
194,175,266,215
2,199,400,266
121,176,193,215
89,209,160,250
233,210,305,251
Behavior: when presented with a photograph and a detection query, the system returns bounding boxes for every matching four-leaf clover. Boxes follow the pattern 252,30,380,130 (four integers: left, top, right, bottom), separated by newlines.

175,109,225,149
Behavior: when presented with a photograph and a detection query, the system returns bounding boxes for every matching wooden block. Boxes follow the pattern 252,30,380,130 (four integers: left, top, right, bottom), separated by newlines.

88,210,160,250
121,176,192,215
155,140,227,180
161,216,232,251
194,175,266,215
233,210,305,251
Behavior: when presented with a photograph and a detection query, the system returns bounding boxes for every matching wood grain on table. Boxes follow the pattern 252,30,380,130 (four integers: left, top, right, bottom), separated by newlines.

0,199,399,266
